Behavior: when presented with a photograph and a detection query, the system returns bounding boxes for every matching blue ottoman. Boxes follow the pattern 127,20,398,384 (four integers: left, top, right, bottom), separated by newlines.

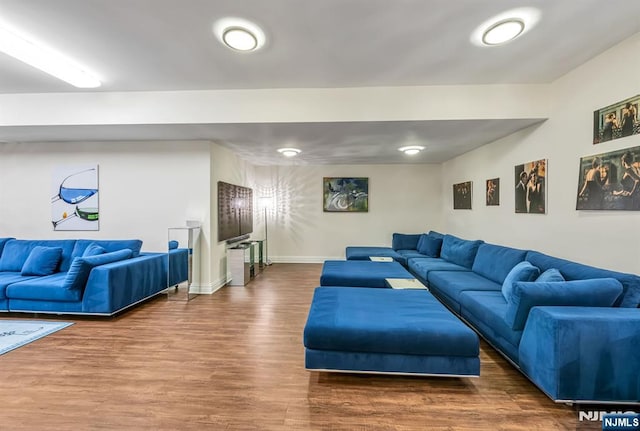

320,260,412,288
345,246,403,263
303,287,480,376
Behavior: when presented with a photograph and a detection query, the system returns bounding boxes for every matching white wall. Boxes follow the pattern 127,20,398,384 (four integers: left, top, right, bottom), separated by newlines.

0,140,212,278
441,33,640,273
254,164,442,262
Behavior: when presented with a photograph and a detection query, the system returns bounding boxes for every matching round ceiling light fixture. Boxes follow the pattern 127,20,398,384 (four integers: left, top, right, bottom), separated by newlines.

277,147,301,157
470,7,541,47
482,19,524,45
398,145,425,156
213,18,266,52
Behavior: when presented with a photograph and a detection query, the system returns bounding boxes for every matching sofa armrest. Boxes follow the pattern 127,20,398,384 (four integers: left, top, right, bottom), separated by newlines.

81,254,166,314
518,306,640,403
505,278,623,330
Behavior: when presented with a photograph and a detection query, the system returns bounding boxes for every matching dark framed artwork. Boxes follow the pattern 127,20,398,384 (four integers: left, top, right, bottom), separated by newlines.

576,144,640,210
593,94,639,144
486,178,500,206
323,177,369,212
515,159,546,214
453,181,472,209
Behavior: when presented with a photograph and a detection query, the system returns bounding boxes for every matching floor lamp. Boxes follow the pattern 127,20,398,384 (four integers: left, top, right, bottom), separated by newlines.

259,196,273,266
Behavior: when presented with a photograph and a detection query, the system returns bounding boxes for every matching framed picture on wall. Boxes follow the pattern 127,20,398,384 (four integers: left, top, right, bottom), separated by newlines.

453,181,472,209
576,144,640,210
514,159,546,214
593,94,639,144
323,177,369,212
51,165,99,231
486,178,499,206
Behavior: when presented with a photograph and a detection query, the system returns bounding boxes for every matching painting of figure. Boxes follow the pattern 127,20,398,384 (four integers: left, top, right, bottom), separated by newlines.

515,160,546,214
593,95,639,144
453,181,472,209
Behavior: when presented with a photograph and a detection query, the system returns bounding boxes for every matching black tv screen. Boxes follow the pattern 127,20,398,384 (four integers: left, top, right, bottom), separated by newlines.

217,181,253,242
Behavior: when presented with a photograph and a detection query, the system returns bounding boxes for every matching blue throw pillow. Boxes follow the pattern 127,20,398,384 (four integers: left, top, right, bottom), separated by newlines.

536,268,565,282
417,235,443,257
82,243,106,257
21,246,63,276
168,240,179,250
501,261,540,301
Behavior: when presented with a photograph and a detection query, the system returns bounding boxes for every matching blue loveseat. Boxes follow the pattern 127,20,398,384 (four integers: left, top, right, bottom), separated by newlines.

0,237,188,316
344,231,640,404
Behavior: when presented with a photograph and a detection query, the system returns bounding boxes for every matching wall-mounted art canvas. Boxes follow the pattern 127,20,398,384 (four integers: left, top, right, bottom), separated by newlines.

323,177,369,212
51,165,99,231
593,94,639,144
515,159,546,214
453,181,472,209
486,178,500,206
576,145,640,210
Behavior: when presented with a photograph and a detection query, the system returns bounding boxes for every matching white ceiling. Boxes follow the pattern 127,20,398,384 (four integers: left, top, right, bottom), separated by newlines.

0,0,639,164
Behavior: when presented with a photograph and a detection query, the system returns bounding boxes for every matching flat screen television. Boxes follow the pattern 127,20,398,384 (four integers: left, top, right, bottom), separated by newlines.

217,181,253,243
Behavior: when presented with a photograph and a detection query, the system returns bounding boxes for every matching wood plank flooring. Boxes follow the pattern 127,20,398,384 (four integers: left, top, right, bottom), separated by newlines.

0,263,598,430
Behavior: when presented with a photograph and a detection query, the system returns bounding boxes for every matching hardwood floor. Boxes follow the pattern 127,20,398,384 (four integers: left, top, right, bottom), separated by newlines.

0,263,596,430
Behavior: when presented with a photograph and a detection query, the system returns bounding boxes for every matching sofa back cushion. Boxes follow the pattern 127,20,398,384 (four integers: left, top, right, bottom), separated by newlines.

21,246,63,276
440,235,483,269
416,234,443,257
0,239,76,272
63,249,134,292
71,239,143,260
526,251,640,308
472,243,528,284
505,278,623,330
501,261,540,300
391,233,421,251
0,237,15,259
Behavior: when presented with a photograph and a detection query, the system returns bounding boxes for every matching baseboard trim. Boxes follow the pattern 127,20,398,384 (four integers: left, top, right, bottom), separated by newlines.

270,256,341,264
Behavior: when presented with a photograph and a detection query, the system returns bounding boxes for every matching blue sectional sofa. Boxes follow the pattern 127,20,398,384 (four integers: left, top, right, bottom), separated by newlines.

0,237,188,315
343,231,640,404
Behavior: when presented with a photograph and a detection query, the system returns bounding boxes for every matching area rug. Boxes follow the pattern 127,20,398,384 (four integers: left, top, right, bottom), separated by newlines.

0,320,73,355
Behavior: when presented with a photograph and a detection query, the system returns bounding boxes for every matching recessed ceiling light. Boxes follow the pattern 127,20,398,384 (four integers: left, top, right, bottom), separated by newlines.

0,24,101,88
213,18,265,52
277,148,301,157
471,7,541,47
482,19,524,45
398,146,425,156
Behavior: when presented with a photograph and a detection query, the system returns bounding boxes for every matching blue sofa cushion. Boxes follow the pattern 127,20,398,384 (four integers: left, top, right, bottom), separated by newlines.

505,278,623,331
345,247,402,263
21,246,63,276
471,243,527,284
440,235,483,269
526,250,640,308
428,230,445,239
63,249,133,292
427,270,501,313
71,239,143,259
0,240,76,272
501,261,540,301
416,234,442,257
6,273,82,302
320,260,412,288
408,257,469,287
0,237,14,258
391,233,421,251
82,243,106,257
168,240,179,250
0,272,38,299
536,268,565,282
459,290,523,361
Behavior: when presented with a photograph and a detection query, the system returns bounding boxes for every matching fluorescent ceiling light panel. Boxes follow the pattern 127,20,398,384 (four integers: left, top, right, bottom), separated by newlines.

0,24,101,88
